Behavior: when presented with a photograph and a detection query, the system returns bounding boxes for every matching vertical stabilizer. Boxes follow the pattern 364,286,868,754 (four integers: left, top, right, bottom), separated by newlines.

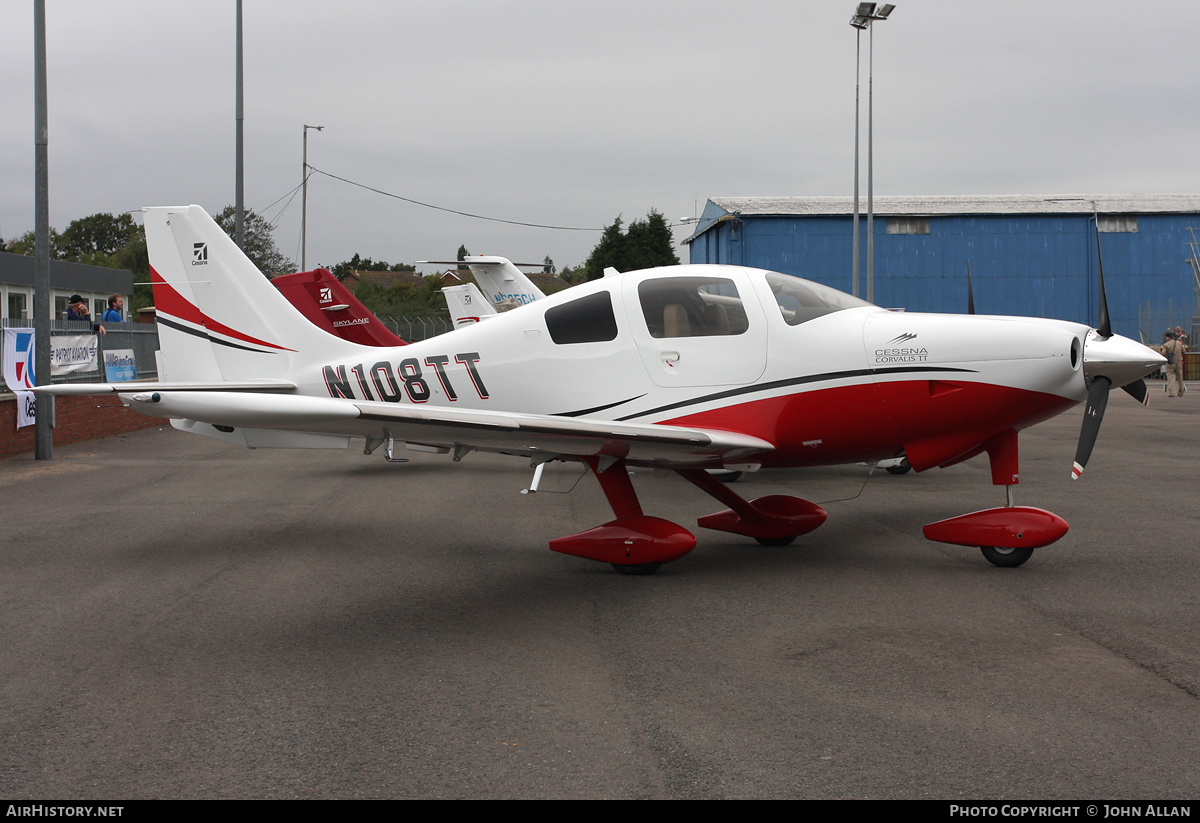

464,256,546,308
144,205,360,382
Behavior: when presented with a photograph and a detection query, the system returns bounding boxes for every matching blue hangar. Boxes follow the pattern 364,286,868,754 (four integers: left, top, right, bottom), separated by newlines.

683,195,1200,341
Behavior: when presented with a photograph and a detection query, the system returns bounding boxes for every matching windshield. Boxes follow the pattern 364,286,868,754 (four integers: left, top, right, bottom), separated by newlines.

764,271,873,325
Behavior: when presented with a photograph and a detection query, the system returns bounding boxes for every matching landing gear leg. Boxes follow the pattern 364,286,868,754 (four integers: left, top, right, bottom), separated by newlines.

922,430,1068,563
548,457,695,574
675,468,826,544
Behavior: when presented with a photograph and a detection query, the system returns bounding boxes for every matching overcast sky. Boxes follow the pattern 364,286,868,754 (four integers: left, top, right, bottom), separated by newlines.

3,1,1198,273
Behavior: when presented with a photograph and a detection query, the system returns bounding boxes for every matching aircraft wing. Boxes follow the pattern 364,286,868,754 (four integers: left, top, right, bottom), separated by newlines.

116,389,774,467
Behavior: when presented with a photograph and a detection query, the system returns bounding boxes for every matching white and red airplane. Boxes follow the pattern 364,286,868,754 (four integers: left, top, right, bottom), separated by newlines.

38,205,1164,574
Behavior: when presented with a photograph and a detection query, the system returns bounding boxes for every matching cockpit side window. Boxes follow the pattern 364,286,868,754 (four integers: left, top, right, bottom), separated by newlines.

765,272,872,325
638,276,749,338
545,290,619,344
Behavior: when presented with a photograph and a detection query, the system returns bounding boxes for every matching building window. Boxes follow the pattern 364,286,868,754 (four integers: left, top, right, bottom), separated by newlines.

1098,215,1138,233
7,291,28,320
886,217,929,235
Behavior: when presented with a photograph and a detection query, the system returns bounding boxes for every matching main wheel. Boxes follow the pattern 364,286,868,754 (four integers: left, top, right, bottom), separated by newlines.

755,535,797,547
611,562,662,575
885,458,912,475
980,545,1034,567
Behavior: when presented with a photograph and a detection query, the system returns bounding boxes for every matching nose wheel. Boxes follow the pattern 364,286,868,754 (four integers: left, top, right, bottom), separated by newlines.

611,562,662,576
979,545,1035,568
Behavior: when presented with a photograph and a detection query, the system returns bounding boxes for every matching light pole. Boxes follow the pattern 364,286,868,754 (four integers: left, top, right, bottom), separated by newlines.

235,0,244,250
301,124,323,271
849,3,895,305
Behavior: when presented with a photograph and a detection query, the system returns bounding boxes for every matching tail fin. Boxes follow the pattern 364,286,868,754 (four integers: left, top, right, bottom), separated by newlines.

464,256,546,309
145,205,361,382
271,267,407,347
442,282,498,327
420,255,546,311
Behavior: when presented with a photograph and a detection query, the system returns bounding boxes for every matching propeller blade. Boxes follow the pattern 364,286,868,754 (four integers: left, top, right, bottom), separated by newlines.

1121,378,1149,406
967,262,975,315
1093,209,1112,338
1072,376,1111,480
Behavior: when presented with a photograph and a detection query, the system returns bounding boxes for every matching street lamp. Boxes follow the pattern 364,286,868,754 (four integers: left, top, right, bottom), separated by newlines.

301,124,324,271
850,3,895,304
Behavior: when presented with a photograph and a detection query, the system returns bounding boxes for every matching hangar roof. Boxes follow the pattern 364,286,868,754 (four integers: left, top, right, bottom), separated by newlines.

706,194,1200,217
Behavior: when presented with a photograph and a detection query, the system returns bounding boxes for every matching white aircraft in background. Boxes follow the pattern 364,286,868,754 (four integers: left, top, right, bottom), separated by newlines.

424,256,546,327
38,205,1164,574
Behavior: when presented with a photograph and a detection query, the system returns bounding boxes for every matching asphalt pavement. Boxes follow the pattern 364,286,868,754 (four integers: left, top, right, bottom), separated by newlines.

1,392,1197,799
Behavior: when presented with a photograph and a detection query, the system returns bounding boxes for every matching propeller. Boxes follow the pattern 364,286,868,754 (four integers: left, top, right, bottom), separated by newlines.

1094,216,1112,338
1121,379,1149,406
966,262,975,315
1070,208,1162,478
1072,376,1110,479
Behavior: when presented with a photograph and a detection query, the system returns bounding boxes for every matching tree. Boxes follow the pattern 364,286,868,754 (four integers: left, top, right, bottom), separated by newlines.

4,228,63,258
582,210,679,281
326,254,415,280
456,244,470,262
59,212,139,261
212,206,295,275
625,209,679,270
352,274,447,318
583,216,628,281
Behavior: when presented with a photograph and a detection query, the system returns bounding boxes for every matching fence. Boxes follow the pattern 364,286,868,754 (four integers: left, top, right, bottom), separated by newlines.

1,319,161,393
1137,301,1196,346
2,314,457,393
380,315,455,342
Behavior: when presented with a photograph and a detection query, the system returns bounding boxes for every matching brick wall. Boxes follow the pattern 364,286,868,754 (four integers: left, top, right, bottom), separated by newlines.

0,394,160,460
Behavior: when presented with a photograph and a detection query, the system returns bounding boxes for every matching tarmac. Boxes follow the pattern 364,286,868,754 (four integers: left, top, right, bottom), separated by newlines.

1,389,1197,799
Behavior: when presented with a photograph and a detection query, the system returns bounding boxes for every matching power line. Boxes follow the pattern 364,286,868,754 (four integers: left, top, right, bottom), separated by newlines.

307,166,603,232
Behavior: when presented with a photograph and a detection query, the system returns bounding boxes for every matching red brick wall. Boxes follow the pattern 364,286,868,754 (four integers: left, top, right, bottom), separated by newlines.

0,394,160,460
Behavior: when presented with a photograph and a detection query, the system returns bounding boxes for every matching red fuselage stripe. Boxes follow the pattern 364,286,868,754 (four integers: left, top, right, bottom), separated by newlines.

150,266,295,352
663,380,1078,468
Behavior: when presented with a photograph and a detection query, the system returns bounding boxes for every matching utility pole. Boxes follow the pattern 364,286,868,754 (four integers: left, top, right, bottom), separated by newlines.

34,0,53,459
301,124,323,271
235,0,245,249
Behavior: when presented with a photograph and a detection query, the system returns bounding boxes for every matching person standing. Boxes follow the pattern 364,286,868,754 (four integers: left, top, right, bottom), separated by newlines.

1164,331,1187,397
61,294,105,335
101,294,124,323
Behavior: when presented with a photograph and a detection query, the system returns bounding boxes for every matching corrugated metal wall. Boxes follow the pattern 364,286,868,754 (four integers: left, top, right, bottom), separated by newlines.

688,210,1197,340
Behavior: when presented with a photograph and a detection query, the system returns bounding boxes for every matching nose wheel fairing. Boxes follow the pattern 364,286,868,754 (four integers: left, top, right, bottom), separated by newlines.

923,507,1069,550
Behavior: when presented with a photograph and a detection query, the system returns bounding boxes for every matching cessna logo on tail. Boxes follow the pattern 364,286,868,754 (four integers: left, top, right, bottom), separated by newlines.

192,242,208,266
888,333,918,344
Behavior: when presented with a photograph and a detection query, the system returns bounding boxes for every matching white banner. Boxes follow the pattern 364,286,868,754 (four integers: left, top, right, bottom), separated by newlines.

3,328,38,429
16,390,36,428
3,327,37,390
50,334,99,375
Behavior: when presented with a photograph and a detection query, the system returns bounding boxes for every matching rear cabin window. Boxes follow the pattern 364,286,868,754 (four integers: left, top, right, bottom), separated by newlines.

638,276,749,338
545,291,619,344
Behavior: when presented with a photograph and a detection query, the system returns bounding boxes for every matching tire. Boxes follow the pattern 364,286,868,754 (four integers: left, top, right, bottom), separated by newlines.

980,545,1034,568
885,458,912,475
755,535,797,547
611,562,662,575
